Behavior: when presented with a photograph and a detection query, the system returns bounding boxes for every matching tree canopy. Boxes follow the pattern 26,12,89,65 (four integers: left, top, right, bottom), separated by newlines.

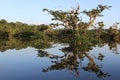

43,4,111,30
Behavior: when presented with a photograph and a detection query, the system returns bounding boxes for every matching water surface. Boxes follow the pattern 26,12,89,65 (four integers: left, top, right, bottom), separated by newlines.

0,43,120,80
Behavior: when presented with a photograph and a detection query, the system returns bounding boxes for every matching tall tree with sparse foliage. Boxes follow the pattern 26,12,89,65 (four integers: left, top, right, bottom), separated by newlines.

43,4,111,31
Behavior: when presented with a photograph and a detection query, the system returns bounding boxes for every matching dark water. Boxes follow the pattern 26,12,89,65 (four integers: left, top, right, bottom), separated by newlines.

0,43,120,80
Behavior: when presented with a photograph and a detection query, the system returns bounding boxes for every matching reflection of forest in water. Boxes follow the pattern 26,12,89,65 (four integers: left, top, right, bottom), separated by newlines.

0,39,51,52
0,31,119,79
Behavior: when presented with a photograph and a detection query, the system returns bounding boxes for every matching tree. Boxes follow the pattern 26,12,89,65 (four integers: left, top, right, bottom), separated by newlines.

43,4,111,31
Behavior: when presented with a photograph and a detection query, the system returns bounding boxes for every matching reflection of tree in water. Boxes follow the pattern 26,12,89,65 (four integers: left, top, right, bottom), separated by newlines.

108,41,119,54
38,33,110,78
83,52,109,78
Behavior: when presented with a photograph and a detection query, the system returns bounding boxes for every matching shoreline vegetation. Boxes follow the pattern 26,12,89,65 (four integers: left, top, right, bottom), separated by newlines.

0,19,120,41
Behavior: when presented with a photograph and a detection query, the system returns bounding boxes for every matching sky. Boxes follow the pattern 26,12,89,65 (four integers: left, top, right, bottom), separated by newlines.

0,0,120,28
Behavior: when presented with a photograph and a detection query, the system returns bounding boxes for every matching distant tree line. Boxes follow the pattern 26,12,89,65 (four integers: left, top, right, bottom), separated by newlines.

0,18,120,42
0,19,50,40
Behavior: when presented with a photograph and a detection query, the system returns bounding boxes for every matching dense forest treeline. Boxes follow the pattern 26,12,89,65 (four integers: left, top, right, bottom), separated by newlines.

0,19,120,42
0,19,50,40
0,19,120,52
